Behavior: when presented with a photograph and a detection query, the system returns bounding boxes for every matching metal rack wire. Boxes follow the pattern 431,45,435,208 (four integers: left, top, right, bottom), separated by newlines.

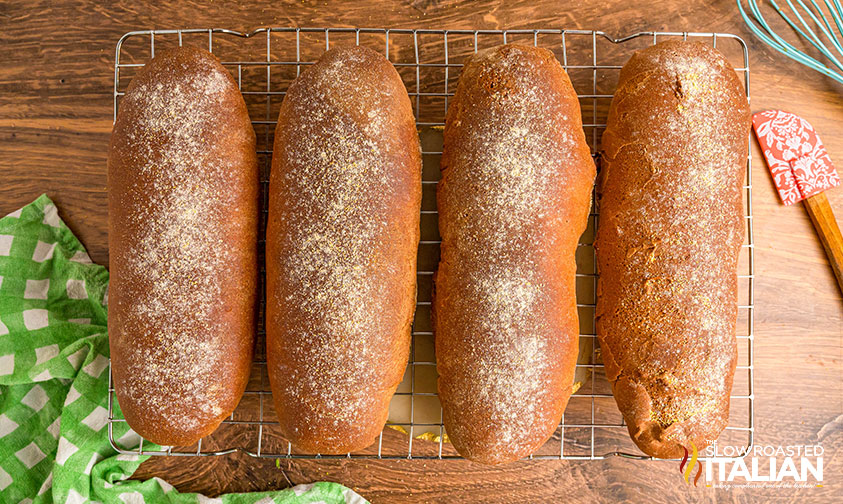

107,27,755,461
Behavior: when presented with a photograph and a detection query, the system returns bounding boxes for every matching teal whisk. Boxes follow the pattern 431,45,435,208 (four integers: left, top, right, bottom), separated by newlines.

738,0,843,84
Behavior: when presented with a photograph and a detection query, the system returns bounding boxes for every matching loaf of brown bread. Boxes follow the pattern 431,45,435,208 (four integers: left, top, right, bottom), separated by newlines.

434,44,595,465
266,46,421,454
595,41,751,459
108,47,258,446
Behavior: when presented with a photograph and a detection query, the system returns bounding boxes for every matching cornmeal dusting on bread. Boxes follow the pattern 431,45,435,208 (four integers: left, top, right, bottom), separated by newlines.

114,52,245,432
436,44,595,464
279,112,386,432
596,41,750,458
267,46,419,452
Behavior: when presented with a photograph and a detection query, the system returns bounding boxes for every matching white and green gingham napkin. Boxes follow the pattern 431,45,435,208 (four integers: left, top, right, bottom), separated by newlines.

0,195,366,504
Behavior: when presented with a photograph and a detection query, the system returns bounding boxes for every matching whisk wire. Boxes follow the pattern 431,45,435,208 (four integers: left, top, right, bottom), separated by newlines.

815,0,843,53
739,0,843,83
745,0,834,72
781,0,843,69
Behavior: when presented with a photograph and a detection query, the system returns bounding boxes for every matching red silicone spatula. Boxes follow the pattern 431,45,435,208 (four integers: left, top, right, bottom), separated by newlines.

753,110,843,293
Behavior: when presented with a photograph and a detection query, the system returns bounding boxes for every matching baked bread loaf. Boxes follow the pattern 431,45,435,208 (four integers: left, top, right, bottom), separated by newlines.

266,46,421,454
108,47,258,446
434,44,595,465
595,41,751,459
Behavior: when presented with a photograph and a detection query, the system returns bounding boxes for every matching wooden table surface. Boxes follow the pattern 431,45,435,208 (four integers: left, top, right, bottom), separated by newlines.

1,1,841,502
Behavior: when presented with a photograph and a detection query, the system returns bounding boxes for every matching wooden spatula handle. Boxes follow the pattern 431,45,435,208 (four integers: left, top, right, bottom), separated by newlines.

803,191,843,293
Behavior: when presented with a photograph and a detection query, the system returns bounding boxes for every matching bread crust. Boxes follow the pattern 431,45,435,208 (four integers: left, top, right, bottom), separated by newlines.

108,46,258,446
434,44,595,465
266,46,421,454
595,40,751,459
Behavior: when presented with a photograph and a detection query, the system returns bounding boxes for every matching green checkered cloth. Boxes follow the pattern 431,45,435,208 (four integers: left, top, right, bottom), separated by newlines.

0,195,367,504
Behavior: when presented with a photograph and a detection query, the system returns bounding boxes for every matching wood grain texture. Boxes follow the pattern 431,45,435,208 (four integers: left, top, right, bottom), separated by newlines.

0,1,841,502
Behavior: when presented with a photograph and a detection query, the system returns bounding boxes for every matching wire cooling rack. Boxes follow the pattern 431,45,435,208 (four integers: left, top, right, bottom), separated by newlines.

107,28,755,461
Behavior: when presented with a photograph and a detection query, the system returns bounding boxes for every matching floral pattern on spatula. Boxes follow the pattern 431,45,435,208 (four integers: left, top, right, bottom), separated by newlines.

752,109,839,206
